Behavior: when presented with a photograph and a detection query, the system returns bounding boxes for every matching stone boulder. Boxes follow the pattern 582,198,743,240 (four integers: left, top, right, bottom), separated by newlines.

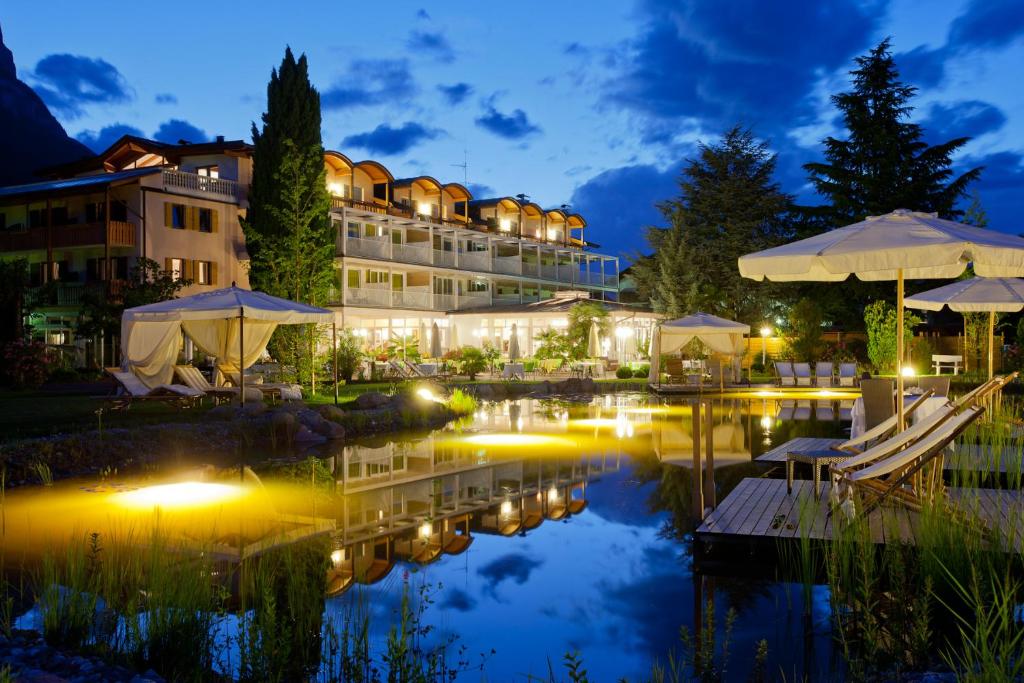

352,391,391,410
316,405,346,422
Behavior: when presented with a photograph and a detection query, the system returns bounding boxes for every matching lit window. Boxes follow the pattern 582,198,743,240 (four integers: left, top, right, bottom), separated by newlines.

196,165,219,178
196,261,211,285
170,258,184,281
499,218,511,232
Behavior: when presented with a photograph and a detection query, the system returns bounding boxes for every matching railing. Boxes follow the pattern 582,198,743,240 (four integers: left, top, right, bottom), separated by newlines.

459,252,489,272
433,294,456,311
493,256,521,275
393,289,431,309
493,294,521,304
540,264,558,280
433,250,456,268
31,279,128,307
456,293,490,310
331,196,390,215
345,287,391,307
162,170,240,201
557,269,575,283
521,261,540,278
604,274,619,286
345,236,391,259
0,221,137,252
392,242,432,265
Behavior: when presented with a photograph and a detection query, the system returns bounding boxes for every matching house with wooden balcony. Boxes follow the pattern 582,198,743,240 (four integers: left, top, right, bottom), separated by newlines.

0,135,251,357
323,150,623,352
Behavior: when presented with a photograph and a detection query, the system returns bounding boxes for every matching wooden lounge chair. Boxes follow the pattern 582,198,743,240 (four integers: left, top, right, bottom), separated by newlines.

665,357,686,384
175,365,238,404
835,406,986,521
838,362,858,387
103,367,203,410
814,362,833,387
917,375,951,397
217,363,301,401
793,362,812,387
860,378,895,432
775,361,795,387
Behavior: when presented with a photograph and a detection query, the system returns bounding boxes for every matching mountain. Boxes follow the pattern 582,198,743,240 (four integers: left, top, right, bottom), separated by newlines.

0,24,91,186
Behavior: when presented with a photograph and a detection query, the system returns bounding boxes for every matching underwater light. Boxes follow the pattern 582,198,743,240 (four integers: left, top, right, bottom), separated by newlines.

547,486,559,503
330,549,345,566
116,482,243,509
571,418,620,429
760,415,773,430
901,366,916,378
416,387,445,403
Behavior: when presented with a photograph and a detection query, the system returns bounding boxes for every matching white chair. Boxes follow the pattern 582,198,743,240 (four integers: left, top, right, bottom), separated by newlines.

814,362,833,387
793,363,812,386
838,363,858,387
775,361,795,386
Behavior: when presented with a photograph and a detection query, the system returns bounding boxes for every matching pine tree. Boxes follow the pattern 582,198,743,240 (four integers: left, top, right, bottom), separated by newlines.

805,38,981,224
632,126,791,322
962,191,988,227
243,47,333,378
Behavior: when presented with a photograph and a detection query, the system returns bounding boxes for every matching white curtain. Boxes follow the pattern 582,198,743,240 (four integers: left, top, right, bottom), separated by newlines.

660,331,745,355
182,319,277,378
122,320,182,388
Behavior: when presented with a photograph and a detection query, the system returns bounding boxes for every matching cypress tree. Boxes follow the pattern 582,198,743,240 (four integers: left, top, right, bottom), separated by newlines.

243,47,333,378
805,38,981,224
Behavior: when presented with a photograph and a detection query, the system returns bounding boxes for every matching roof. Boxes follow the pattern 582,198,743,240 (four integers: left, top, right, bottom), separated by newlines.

122,285,332,324
0,167,162,201
469,197,521,210
447,296,657,316
393,175,444,192
661,312,750,334
40,135,252,178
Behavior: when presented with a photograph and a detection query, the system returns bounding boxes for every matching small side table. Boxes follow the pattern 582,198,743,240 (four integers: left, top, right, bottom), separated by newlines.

786,450,849,499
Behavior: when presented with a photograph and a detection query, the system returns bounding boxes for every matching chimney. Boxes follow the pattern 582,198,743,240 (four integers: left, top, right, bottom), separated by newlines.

216,135,225,143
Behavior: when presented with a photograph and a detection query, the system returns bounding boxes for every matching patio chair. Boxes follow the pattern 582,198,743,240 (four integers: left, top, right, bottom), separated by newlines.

838,363,858,387
175,365,238,404
103,367,203,410
860,378,895,432
917,375,951,397
815,401,834,421
776,400,796,421
665,357,685,384
793,362,812,386
834,405,986,521
775,361,795,387
794,400,812,420
217,363,302,401
814,362,834,387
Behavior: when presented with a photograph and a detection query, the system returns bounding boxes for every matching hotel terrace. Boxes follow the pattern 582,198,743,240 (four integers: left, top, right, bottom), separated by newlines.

0,135,656,363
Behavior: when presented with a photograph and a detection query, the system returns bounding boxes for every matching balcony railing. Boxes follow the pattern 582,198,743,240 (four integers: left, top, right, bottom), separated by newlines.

340,289,500,311
457,293,490,310
393,290,432,309
393,242,431,265
162,170,240,202
459,252,489,272
331,196,389,215
346,236,391,259
31,279,128,307
345,287,391,307
433,294,456,311
0,221,136,252
433,250,456,268
493,256,521,276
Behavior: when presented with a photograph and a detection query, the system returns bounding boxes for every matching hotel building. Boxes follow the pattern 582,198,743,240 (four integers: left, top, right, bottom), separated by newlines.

0,135,655,363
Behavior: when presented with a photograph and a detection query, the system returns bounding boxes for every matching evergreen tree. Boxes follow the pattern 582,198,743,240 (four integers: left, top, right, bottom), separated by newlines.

962,191,988,227
243,47,333,378
805,38,981,224
633,126,792,322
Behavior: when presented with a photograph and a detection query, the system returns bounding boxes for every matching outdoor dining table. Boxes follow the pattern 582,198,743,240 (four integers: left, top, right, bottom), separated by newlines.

502,362,525,380
848,392,948,439
570,360,603,378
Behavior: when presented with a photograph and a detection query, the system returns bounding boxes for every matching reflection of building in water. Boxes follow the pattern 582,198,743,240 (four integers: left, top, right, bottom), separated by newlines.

324,431,622,596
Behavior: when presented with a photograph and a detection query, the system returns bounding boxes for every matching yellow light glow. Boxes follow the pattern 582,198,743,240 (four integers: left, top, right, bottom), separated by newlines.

547,487,559,503
571,418,620,429
417,202,431,216
419,521,432,538
547,229,558,240
330,549,345,566
901,366,916,377
817,389,838,398
499,218,511,231
551,318,568,328
116,482,243,509
459,433,575,448
614,327,634,338
416,387,444,403
500,500,513,516
327,182,342,196
760,415,773,430
760,327,772,338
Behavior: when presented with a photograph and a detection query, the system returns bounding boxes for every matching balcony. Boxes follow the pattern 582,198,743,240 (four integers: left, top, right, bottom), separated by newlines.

339,288,499,311
162,170,240,202
433,294,456,311
459,252,489,272
0,221,136,252
433,250,456,268
457,292,490,310
392,242,432,265
345,287,391,307
31,279,128,307
393,289,432,309
346,236,391,259
493,256,521,276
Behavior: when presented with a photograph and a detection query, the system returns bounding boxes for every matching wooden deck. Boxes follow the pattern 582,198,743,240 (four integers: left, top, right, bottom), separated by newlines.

757,437,1022,475
695,477,1024,550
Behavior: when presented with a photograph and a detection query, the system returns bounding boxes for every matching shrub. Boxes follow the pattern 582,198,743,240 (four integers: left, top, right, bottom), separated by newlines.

446,388,477,415
333,329,364,382
783,297,825,361
632,365,650,378
1,339,59,389
615,366,633,379
458,346,487,380
864,301,921,372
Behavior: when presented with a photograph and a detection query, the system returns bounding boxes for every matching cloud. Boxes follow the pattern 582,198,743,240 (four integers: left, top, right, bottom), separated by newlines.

437,82,472,106
960,151,1024,233
570,163,679,257
341,122,443,155
75,123,145,152
152,119,208,144
948,0,1024,51
322,59,416,110
439,587,476,612
154,93,177,105
416,8,430,20
31,53,132,118
467,182,494,197
604,0,885,137
475,103,541,140
922,100,1006,143
895,45,948,89
477,553,543,591
407,30,455,63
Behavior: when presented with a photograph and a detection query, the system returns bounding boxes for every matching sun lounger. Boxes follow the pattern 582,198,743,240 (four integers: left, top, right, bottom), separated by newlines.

775,361,795,387
838,363,858,387
217,363,301,401
103,367,203,410
815,401,834,421
814,362,833,387
794,400,812,420
175,365,238,404
793,362,812,387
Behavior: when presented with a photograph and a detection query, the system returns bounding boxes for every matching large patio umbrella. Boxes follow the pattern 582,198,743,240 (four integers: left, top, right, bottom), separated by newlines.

905,277,1024,379
508,323,521,362
418,321,430,357
449,324,459,352
739,209,1024,424
587,321,601,358
430,321,443,359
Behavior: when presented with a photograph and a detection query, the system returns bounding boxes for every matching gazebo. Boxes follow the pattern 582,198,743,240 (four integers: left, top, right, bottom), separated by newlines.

121,286,335,404
648,312,750,385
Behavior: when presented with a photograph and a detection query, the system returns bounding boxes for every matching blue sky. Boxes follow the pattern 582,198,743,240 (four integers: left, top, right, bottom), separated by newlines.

4,0,1023,260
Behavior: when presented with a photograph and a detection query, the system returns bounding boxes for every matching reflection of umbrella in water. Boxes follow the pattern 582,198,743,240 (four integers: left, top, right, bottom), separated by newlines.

587,321,601,358
509,323,521,361
430,321,442,359
651,417,750,467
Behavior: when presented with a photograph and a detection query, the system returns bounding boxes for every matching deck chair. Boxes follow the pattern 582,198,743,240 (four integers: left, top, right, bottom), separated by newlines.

835,406,986,521
814,362,833,387
775,361,795,386
793,362,812,386
918,375,951,397
860,378,895,432
175,365,238,404
776,400,796,421
103,367,203,410
217,363,302,401
665,357,685,384
815,401,834,421
838,363,858,387
794,400,812,420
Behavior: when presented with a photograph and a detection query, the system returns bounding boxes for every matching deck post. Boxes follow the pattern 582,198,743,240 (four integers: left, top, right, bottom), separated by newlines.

703,399,716,510
691,399,703,519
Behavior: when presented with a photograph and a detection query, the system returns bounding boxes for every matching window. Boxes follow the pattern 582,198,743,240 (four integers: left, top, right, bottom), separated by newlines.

352,185,364,202
195,260,213,284
467,280,488,293
391,273,404,291
110,200,128,222
366,270,388,285
347,221,360,239
433,277,454,296
50,206,68,226
86,202,105,223
170,258,185,281
347,269,360,289
198,208,213,233
466,241,488,253
196,165,219,178
168,204,186,229
28,208,47,228
0,213,5,230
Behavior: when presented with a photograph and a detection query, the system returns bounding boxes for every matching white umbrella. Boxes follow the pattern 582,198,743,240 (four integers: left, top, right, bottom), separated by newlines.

418,321,429,357
509,323,521,362
430,321,443,359
739,209,1024,424
449,324,459,351
587,321,601,358
905,277,1024,379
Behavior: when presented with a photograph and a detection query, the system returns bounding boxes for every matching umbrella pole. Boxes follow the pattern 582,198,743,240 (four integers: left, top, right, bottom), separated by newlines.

239,309,245,406
988,310,995,380
896,269,904,428
333,321,339,406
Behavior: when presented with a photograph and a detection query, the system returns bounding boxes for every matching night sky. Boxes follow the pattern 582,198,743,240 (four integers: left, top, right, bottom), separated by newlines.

4,0,1023,259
